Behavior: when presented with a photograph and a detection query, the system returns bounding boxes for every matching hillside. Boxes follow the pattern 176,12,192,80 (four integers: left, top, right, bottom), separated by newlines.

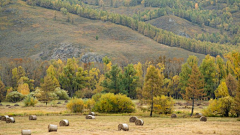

0,0,205,63
147,15,220,39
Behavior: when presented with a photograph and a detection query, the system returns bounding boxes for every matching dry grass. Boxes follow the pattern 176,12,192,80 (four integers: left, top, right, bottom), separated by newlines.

0,115,239,135
0,0,205,63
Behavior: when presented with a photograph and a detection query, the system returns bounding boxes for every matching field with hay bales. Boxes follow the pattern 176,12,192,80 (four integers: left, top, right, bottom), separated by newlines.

1,100,240,135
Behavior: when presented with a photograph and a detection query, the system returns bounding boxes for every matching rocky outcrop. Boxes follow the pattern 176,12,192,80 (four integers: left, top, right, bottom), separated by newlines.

80,52,104,63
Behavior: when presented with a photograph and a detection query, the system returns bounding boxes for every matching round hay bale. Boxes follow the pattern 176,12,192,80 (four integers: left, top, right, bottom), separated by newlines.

129,116,138,122
135,119,144,126
86,115,95,119
6,105,10,107
14,104,19,106
1,115,9,121
118,123,129,131
29,115,37,120
48,124,58,132
89,112,95,116
195,113,203,118
21,130,31,135
171,114,177,118
65,100,68,103
6,117,15,123
200,116,207,122
59,119,69,126
57,102,61,104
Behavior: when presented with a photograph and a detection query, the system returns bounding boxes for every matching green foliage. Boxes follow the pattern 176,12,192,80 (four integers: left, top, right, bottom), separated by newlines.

96,35,99,40
101,64,125,94
6,91,25,102
215,81,229,98
60,7,68,15
0,79,5,101
153,95,174,114
85,98,96,111
23,95,38,107
66,98,85,113
54,87,69,100
93,93,135,113
92,93,102,102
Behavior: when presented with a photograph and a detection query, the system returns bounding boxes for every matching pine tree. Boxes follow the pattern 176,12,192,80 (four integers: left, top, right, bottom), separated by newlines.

101,64,124,94
142,64,164,117
185,64,205,116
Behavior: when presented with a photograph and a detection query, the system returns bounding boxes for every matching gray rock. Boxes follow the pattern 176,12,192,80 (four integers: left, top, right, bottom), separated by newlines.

80,52,104,63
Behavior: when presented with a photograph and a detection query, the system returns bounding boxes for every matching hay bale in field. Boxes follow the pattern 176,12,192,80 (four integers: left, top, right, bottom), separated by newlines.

1,115,9,121
171,114,177,118
135,119,144,126
59,119,69,126
6,105,10,106
89,112,95,116
57,102,61,104
195,113,203,118
86,115,95,119
29,115,37,120
14,104,19,106
0,103,2,106
48,124,58,132
6,117,15,123
129,116,138,122
65,100,68,103
200,116,207,122
118,123,129,131
21,130,31,135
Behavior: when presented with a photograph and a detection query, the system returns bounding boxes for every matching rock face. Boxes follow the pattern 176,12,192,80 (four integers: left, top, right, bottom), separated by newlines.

32,43,104,63
80,52,104,63
50,43,82,60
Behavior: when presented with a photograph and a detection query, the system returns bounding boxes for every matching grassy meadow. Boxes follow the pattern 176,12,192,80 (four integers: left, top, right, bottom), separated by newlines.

0,100,240,135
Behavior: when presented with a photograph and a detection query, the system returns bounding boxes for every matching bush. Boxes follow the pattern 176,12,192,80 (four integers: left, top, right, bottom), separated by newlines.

23,95,38,107
54,87,69,100
85,99,96,111
203,96,234,117
153,95,174,114
66,98,85,113
6,91,25,102
93,93,135,113
60,7,68,15
92,93,102,102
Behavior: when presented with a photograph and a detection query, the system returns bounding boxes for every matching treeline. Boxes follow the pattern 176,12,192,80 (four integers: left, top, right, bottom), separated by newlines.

129,0,240,45
24,0,239,57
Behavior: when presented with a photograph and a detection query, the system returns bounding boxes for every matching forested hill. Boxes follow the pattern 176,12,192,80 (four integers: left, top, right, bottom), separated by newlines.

0,0,239,61
0,0,206,64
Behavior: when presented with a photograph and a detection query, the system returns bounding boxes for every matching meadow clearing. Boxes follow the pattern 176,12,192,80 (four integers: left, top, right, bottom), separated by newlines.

0,100,240,135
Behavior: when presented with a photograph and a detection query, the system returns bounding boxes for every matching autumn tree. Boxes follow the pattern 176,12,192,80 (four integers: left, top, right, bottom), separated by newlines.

0,77,5,102
46,65,60,88
40,75,58,105
179,55,198,95
234,79,240,116
226,74,238,96
185,64,205,116
215,81,229,98
142,64,164,117
134,62,144,99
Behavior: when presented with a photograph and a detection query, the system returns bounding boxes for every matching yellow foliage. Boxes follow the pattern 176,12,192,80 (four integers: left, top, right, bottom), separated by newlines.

17,83,30,95
66,98,85,113
7,87,13,95
215,81,229,98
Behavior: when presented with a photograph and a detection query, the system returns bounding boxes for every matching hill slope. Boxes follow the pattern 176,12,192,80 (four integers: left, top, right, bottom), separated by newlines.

0,1,205,63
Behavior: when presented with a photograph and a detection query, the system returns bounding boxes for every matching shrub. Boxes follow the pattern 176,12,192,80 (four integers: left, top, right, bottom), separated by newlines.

54,87,69,100
92,93,102,102
85,99,96,111
153,95,174,114
60,7,68,15
93,93,135,113
23,95,38,107
203,96,234,117
66,98,85,113
6,91,25,102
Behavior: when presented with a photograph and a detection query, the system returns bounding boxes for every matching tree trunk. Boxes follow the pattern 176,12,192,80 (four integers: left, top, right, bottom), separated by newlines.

150,91,153,117
191,96,194,116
